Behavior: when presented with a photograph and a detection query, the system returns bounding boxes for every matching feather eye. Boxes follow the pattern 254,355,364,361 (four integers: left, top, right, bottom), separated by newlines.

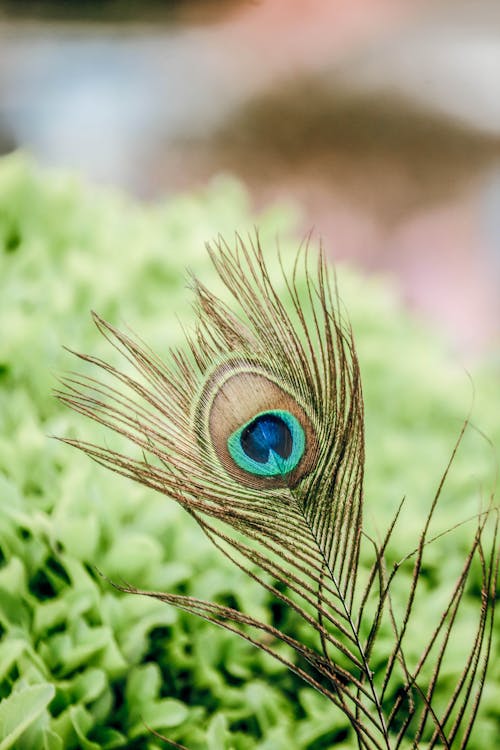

196,361,317,488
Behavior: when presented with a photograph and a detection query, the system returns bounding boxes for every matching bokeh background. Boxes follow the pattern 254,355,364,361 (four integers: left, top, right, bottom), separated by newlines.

0,3,499,749
0,0,499,354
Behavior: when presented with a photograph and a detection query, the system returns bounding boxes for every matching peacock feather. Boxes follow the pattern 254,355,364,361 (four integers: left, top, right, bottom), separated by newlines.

56,236,497,750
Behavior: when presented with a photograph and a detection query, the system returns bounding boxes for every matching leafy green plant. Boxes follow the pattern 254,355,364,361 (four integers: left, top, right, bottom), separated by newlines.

0,154,498,748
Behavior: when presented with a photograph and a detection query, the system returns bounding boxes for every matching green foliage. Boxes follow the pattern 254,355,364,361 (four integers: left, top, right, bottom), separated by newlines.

0,153,497,748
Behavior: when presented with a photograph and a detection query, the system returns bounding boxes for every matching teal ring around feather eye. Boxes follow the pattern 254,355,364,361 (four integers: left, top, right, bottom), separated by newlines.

227,409,305,477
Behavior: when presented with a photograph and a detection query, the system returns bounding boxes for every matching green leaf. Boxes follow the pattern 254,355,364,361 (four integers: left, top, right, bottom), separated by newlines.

0,683,55,750
0,639,27,681
207,713,229,750
129,699,189,737
70,668,107,704
126,663,160,709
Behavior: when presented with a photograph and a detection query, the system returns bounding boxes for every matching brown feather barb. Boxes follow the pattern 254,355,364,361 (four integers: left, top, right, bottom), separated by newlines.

56,236,497,750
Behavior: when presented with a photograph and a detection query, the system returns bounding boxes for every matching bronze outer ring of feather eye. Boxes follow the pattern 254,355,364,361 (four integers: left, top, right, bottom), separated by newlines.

195,360,317,490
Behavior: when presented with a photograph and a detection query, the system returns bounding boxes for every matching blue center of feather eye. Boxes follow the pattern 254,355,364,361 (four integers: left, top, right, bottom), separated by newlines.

241,414,292,463
227,410,305,477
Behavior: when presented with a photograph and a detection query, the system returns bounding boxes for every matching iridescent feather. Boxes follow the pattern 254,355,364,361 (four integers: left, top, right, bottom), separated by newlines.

56,236,497,750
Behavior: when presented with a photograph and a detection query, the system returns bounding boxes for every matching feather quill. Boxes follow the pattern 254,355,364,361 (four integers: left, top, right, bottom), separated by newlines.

56,235,497,749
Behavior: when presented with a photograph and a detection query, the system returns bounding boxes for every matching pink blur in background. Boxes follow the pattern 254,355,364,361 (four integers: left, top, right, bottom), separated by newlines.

0,0,499,355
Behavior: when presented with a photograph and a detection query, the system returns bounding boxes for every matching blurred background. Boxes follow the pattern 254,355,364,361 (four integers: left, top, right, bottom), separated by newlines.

0,0,499,355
